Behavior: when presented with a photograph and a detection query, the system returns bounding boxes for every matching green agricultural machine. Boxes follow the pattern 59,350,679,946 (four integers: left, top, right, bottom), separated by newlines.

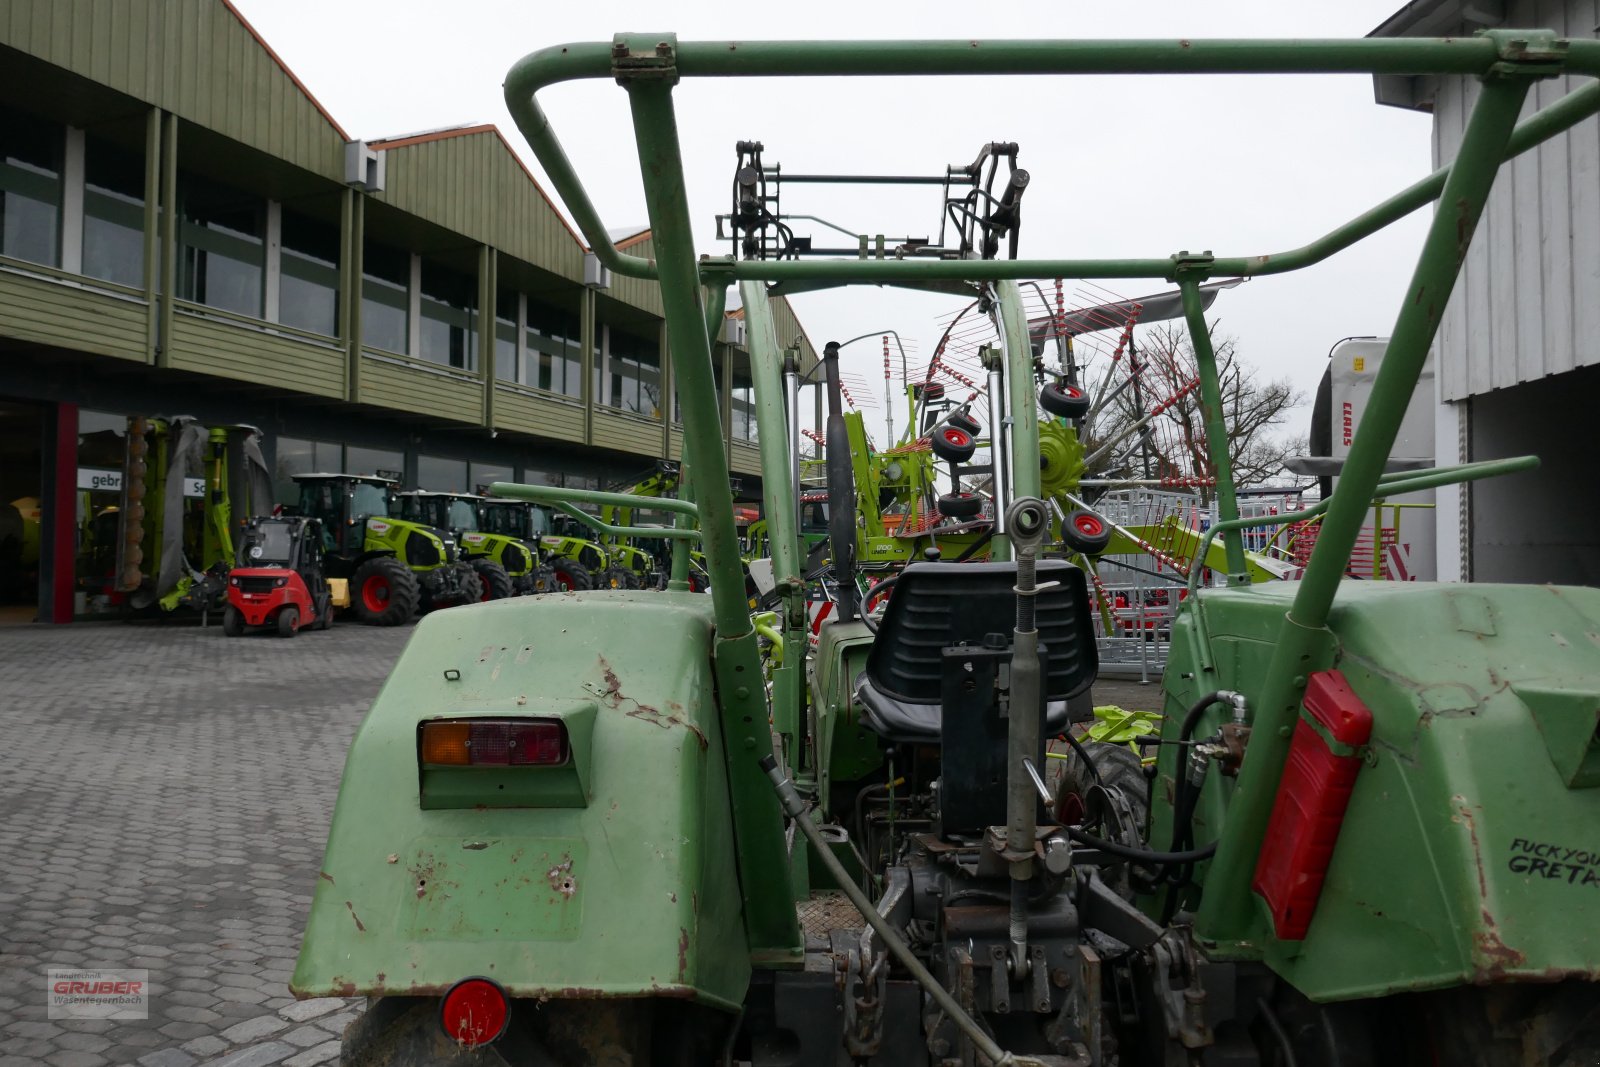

107,416,274,615
293,33,1600,1065
395,491,520,600
293,474,481,624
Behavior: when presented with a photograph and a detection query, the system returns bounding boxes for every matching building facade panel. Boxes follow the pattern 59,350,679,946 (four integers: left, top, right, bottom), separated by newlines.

359,355,482,424
1425,0,1600,399
0,268,147,361
4,0,346,181
169,309,345,398
493,386,585,444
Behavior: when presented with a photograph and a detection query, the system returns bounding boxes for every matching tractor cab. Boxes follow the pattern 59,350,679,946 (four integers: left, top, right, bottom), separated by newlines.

293,473,398,557
395,490,483,539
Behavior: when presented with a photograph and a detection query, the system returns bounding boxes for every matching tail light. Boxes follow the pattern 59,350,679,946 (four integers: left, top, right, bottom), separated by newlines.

420,719,568,767
1252,669,1373,940
439,977,509,1047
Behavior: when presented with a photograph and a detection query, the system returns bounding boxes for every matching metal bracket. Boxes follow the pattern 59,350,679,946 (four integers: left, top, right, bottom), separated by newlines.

1166,250,1216,282
611,33,679,85
1481,29,1568,80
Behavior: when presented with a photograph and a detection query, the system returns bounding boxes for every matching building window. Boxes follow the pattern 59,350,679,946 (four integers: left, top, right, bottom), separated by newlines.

280,209,339,336
607,327,661,418
470,462,512,494
417,454,467,492
82,136,144,288
345,444,405,482
494,288,519,383
0,106,63,267
530,300,582,398
362,242,409,354
419,259,476,371
179,175,264,317
273,435,342,503
731,365,757,443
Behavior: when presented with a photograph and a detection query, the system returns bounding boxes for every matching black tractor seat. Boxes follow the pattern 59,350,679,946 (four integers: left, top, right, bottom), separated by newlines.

853,560,1098,744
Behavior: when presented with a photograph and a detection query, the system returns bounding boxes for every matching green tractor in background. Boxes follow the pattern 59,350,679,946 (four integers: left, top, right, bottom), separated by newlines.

293,474,480,624
394,491,519,601
477,496,606,593
597,462,687,589
292,31,1600,1067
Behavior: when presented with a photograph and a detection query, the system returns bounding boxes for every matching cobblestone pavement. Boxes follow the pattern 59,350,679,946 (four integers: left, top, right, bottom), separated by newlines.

0,619,418,1067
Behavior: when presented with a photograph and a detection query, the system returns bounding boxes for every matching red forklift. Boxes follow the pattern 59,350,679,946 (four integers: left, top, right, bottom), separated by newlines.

222,515,334,638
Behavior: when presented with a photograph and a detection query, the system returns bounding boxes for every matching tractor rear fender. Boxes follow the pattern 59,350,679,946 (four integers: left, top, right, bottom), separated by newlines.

1158,581,1600,1001
291,591,750,1009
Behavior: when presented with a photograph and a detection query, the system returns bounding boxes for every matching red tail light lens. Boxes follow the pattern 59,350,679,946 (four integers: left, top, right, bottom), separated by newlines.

1252,669,1373,940
439,976,509,1047
421,719,568,767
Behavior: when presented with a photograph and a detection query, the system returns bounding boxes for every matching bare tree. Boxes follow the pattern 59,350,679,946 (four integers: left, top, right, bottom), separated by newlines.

1078,322,1302,502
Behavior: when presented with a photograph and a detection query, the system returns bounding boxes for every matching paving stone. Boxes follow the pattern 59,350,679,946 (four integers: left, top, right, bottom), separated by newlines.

276,999,346,1024
219,1015,290,1044
202,1042,295,1067
312,1010,359,1035
283,1041,340,1067
44,1052,109,1067
0,626,409,1059
181,1036,229,1058
138,1050,199,1067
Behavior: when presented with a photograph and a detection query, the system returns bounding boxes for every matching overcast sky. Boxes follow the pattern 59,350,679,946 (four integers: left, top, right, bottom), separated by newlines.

233,1,1429,446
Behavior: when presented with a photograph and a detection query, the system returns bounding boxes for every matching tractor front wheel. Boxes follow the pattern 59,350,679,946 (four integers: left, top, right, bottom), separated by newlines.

470,559,514,601
602,566,639,590
352,557,420,626
221,606,243,637
551,559,592,592
276,606,299,638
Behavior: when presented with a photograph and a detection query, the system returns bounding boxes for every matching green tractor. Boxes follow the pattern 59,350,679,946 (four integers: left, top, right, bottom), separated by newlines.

544,511,618,591
394,491,520,601
293,473,481,624
477,496,607,593
293,32,1600,1066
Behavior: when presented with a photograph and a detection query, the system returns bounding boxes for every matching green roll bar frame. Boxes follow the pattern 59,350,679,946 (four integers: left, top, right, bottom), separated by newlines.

502,30,1597,953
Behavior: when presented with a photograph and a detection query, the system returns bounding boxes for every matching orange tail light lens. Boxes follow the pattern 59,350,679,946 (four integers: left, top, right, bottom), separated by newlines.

420,719,568,767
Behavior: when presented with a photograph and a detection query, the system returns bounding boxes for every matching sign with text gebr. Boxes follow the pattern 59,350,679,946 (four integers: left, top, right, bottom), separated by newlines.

78,468,204,498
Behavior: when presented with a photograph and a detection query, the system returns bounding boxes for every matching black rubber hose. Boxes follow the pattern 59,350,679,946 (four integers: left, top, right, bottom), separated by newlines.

1065,826,1218,866
1168,691,1227,849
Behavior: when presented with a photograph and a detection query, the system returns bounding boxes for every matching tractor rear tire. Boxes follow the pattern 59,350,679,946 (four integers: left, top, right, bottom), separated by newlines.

470,559,514,602
1061,509,1113,555
352,557,419,626
551,559,592,592
277,606,299,638
1054,740,1148,858
222,606,243,637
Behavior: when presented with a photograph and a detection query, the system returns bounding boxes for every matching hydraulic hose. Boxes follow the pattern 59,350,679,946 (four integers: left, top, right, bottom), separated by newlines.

760,756,1039,1067
1065,826,1219,865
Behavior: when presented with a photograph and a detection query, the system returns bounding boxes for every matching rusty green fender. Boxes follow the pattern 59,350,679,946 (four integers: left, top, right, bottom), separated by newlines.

1157,581,1600,1000
291,590,750,1011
